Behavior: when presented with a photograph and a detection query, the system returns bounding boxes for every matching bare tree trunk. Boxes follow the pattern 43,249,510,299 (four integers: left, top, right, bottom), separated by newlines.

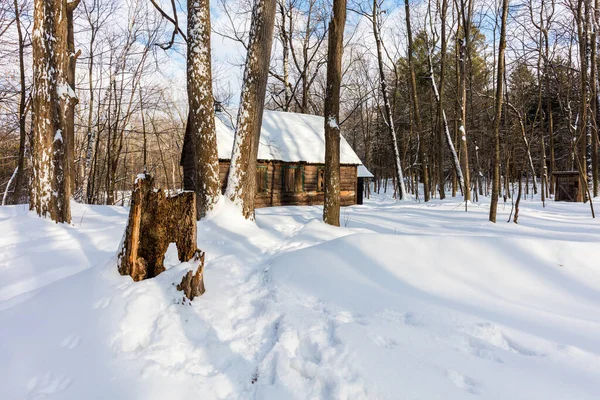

278,1,291,110
427,44,465,195
575,0,589,200
66,0,81,194
323,0,346,226
185,0,221,218
8,0,28,205
405,0,429,201
534,7,547,204
437,0,449,200
457,0,472,201
225,0,277,219
490,0,509,222
30,0,74,223
80,1,97,204
591,0,599,197
372,0,406,199
514,166,523,223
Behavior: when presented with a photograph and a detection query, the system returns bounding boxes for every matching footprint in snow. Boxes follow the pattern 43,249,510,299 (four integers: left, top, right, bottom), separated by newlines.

367,332,398,349
446,369,480,395
59,333,81,350
377,309,422,327
465,337,504,364
27,372,72,399
471,323,546,358
93,297,111,309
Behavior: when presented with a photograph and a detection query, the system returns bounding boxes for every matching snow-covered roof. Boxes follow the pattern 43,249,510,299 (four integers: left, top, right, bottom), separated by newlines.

357,165,374,178
215,110,363,165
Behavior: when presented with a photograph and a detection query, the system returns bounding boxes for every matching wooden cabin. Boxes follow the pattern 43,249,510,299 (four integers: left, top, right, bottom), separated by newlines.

553,171,584,202
215,110,373,208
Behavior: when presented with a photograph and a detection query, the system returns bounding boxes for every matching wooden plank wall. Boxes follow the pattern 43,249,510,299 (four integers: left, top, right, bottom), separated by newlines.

218,160,357,208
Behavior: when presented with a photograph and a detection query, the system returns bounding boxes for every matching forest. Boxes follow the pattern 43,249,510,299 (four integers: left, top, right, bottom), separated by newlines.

1,0,598,220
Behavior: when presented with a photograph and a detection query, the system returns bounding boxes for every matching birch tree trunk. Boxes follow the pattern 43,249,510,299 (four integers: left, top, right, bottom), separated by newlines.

490,0,509,223
184,0,221,218
30,0,74,223
323,0,346,226
372,0,406,200
225,0,277,219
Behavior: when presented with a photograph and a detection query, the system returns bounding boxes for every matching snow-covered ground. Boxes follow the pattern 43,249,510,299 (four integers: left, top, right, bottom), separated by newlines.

1,191,600,399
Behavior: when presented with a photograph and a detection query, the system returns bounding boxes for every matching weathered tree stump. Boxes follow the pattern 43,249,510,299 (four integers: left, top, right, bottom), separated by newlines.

117,173,205,299
177,250,206,300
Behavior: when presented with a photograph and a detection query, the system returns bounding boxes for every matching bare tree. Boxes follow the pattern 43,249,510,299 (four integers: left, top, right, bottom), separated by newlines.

30,0,79,223
322,0,347,226
6,0,29,205
372,0,406,199
404,0,429,201
185,0,221,218
225,0,277,219
490,0,508,223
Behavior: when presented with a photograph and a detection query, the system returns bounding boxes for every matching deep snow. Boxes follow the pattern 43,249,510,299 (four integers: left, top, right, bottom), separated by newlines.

1,192,600,399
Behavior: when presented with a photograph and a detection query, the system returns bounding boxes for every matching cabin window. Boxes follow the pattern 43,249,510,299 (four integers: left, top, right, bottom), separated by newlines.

282,165,304,192
256,165,268,193
317,167,325,192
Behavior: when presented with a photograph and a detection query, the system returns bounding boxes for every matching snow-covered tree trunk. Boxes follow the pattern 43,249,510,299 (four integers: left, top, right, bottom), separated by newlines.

183,0,221,219
372,0,406,200
322,0,346,226
225,0,277,219
30,0,75,223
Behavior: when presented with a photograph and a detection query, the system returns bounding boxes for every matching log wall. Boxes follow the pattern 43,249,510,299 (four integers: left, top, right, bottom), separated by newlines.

219,160,358,207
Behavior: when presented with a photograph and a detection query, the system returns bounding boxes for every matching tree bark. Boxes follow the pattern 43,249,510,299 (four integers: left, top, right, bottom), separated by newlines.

31,0,74,223
225,0,277,219
184,0,221,219
490,0,509,222
117,174,202,282
322,0,346,226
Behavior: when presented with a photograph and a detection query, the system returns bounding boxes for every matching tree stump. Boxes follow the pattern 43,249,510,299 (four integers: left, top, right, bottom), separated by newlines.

117,173,205,299
177,250,205,300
